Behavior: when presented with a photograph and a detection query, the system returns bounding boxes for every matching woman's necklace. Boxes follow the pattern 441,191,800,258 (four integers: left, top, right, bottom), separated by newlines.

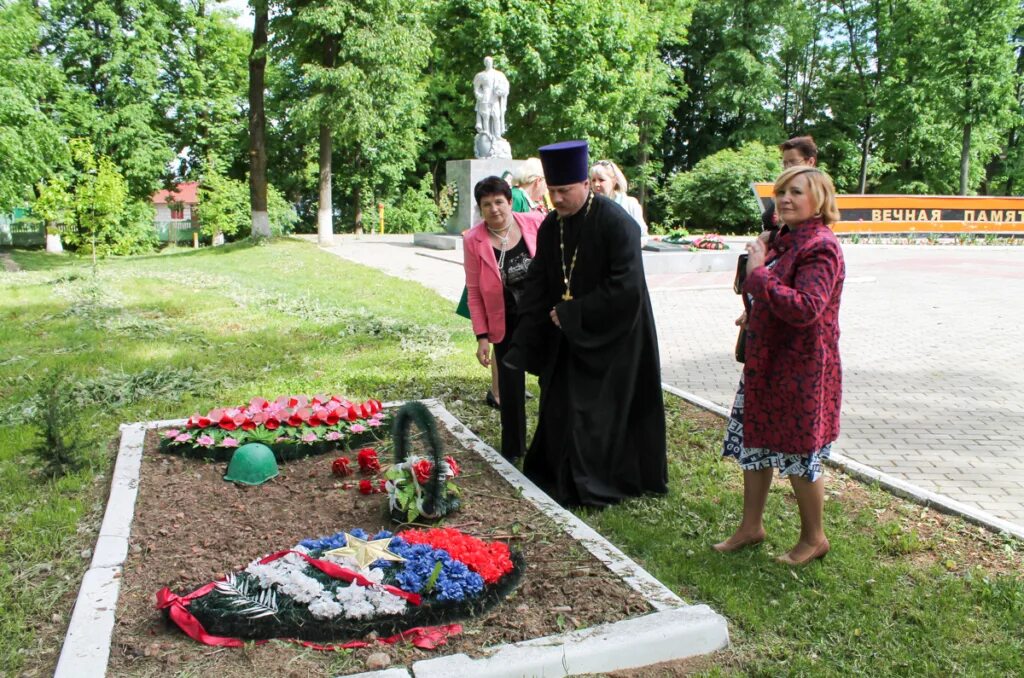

557,192,594,301
487,219,514,271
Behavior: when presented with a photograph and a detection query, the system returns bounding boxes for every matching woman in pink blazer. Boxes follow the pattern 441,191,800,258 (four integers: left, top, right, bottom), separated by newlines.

463,176,544,461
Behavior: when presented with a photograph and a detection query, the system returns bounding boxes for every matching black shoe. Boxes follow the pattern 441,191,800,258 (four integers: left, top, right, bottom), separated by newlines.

485,391,500,409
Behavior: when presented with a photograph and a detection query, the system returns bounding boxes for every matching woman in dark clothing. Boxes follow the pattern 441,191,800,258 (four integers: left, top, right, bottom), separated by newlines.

715,165,845,566
463,177,544,461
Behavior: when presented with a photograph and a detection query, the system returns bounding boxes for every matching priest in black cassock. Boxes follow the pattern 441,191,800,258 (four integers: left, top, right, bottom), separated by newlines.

503,140,668,507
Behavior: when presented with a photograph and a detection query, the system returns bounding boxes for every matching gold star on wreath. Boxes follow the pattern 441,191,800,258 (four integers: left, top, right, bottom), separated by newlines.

324,533,405,569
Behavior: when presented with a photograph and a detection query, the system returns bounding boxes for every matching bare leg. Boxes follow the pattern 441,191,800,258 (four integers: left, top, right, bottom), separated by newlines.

779,474,829,563
713,468,771,552
490,351,500,405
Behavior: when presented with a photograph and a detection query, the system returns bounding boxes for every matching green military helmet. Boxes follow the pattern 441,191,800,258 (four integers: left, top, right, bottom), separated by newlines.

224,443,279,485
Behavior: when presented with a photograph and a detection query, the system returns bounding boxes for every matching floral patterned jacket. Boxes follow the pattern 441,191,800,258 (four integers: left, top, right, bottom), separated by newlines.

742,218,845,454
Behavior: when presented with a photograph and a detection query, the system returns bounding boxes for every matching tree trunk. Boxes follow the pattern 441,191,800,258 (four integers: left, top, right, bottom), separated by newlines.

353,184,364,235
317,124,334,245
45,224,63,254
960,122,972,195
858,112,872,193
316,36,337,246
248,0,270,238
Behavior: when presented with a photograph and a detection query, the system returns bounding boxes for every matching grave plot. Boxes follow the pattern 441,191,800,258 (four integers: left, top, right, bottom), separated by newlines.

56,397,728,677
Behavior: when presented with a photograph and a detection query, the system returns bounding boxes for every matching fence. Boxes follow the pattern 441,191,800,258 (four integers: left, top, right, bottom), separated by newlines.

0,209,45,247
154,220,201,243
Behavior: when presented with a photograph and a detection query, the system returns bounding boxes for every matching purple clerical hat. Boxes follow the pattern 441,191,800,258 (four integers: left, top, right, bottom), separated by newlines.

538,140,589,186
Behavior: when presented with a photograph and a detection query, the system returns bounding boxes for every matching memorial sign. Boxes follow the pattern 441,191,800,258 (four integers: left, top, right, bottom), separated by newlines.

752,183,1024,234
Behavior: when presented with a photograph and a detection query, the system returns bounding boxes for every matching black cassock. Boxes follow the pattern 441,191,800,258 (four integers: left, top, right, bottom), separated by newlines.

504,193,668,507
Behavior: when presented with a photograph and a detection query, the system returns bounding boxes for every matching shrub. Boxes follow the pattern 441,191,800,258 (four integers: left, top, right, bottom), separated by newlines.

385,175,440,233
27,374,91,479
663,142,780,234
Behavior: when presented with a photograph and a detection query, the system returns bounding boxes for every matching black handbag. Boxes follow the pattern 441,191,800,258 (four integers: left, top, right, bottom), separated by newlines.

734,254,750,363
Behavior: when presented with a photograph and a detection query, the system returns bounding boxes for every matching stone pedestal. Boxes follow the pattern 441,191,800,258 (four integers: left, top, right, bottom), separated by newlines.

445,158,526,234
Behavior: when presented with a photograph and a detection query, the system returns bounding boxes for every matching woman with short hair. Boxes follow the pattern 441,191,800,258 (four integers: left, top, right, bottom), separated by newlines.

463,176,544,461
510,157,548,213
715,165,845,566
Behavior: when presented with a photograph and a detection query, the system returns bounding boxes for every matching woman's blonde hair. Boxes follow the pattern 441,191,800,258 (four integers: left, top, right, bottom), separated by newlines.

773,166,840,225
513,157,544,187
590,159,628,196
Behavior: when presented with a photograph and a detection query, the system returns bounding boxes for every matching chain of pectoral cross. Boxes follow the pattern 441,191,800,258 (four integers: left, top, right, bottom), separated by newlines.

557,191,594,301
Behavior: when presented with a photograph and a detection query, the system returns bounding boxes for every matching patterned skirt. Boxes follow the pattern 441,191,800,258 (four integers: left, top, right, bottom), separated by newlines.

722,377,832,482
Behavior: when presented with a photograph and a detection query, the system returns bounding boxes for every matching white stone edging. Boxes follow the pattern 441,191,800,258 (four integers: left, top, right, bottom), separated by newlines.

58,404,729,678
660,383,1024,542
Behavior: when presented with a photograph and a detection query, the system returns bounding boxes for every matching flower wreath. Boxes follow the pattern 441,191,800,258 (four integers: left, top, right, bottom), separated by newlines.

386,401,461,523
161,394,386,462
156,527,523,645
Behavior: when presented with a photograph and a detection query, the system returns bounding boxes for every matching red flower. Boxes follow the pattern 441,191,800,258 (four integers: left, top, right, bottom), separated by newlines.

401,528,513,584
412,459,432,484
444,455,460,477
360,402,373,418
357,448,380,473
218,414,237,431
358,479,373,495
249,397,270,411
197,416,212,428
324,411,340,426
346,406,359,422
331,457,352,476
264,416,280,431
378,478,387,492
287,407,311,427
241,419,257,431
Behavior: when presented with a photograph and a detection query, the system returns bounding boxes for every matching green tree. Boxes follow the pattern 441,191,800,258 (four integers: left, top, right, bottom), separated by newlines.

661,0,781,173
198,166,249,241
162,1,251,180
0,1,68,210
43,0,176,200
422,0,683,206
62,138,131,263
276,0,432,236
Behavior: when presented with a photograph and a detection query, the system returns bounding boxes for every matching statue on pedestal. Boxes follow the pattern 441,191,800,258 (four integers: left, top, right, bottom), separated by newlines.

473,56,512,159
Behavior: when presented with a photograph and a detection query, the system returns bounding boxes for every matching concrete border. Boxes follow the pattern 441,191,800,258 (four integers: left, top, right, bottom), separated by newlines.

661,383,1024,541
58,402,729,678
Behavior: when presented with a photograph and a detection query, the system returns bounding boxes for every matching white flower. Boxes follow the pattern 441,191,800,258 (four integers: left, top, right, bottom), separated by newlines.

308,592,344,620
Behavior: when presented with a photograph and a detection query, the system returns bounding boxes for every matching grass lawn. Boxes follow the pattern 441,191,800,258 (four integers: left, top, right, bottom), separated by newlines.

1,238,1021,677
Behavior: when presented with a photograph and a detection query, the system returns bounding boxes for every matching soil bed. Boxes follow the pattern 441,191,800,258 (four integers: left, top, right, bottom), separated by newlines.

109,418,653,676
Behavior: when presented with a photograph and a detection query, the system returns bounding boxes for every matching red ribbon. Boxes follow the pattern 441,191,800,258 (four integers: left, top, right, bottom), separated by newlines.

256,550,422,605
156,586,459,651
155,549,441,651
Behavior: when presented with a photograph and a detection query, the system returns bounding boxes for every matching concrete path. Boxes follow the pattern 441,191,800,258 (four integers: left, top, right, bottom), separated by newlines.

303,234,1024,532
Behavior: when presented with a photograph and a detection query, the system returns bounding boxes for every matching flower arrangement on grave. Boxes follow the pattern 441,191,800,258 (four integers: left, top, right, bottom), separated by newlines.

689,233,728,251
161,394,386,462
156,527,523,646
385,401,461,523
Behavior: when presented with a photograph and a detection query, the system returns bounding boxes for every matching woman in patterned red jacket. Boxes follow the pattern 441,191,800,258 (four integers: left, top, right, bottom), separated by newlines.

714,165,845,566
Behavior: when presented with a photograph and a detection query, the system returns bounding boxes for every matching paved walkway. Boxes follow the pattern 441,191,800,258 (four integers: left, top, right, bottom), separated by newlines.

305,234,1024,532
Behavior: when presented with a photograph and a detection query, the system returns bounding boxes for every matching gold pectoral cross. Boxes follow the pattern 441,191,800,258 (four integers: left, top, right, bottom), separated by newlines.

562,291,573,301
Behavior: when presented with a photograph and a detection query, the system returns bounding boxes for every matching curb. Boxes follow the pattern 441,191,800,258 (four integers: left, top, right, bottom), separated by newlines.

660,383,1024,541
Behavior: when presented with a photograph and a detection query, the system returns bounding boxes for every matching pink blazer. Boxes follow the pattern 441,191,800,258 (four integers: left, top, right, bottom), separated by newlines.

463,211,543,344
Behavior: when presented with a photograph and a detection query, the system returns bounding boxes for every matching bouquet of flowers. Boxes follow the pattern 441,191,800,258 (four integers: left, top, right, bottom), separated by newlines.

386,401,461,523
385,455,461,523
689,234,729,251
156,527,522,645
